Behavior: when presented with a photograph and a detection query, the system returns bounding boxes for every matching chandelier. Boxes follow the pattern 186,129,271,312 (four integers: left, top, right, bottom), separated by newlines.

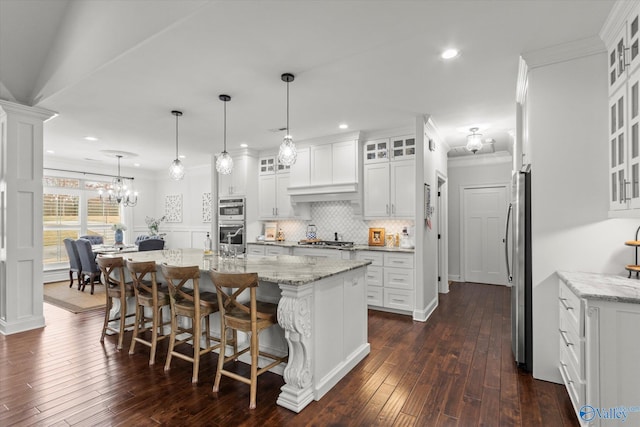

169,110,185,180
99,154,138,207
466,127,483,154
278,73,297,166
215,94,233,175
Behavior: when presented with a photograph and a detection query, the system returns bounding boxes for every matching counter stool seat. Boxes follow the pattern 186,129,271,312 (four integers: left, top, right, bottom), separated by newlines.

126,260,172,365
161,264,221,384
97,256,136,350
209,270,288,409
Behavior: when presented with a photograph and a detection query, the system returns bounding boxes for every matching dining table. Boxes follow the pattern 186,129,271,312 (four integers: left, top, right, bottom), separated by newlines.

92,244,138,255
103,247,371,413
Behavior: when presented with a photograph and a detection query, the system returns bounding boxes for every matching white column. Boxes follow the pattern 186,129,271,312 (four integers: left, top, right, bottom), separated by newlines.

0,100,56,335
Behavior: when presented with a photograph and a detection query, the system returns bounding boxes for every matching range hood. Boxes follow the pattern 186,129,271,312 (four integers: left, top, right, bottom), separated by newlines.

288,183,362,215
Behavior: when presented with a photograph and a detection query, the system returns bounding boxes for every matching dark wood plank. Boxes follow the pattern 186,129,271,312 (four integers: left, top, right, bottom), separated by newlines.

0,282,579,426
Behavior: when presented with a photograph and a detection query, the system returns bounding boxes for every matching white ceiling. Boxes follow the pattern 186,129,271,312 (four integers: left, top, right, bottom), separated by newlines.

0,0,615,172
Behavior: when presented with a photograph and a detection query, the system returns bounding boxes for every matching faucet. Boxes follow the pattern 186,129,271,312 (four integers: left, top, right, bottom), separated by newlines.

226,225,244,245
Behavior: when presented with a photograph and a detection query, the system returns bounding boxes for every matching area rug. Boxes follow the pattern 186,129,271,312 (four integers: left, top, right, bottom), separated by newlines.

43,280,105,313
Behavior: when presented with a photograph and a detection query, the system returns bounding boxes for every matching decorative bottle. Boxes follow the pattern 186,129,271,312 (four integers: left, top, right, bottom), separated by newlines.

204,232,213,255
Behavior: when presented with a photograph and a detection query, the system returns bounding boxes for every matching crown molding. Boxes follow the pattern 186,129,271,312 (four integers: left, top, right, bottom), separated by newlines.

600,0,637,44
521,35,606,71
447,151,512,168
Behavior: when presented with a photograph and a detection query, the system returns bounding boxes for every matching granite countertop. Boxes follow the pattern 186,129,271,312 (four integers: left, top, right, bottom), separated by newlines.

557,271,640,304
115,248,371,286
248,241,415,253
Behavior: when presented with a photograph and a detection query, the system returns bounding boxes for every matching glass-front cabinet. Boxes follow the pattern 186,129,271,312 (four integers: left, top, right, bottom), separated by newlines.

605,2,640,213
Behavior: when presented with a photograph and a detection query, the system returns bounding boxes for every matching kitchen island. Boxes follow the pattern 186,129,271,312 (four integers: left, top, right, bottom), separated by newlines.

121,248,371,412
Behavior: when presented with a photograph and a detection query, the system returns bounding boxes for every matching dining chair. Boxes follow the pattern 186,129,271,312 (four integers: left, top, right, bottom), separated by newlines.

138,238,165,251
126,260,171,365
209,270,288,409
76,238,102,294
97,256,136,350
63,238,82,290
79,235,104,245
161,264,221,384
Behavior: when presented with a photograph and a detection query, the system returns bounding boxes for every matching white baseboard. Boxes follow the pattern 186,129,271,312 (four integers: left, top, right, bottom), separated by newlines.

413,297,438,322
448,274,461,282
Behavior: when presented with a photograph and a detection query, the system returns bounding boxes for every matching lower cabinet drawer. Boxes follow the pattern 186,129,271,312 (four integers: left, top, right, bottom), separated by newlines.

384,267,413,290
559,308,584,377
559,337,586,416
265,246,290,256
384,288,413,311
365,266,383,287
367,287,383,306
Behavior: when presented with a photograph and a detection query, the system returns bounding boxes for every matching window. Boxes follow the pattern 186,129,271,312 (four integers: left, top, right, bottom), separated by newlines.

43,176,122,267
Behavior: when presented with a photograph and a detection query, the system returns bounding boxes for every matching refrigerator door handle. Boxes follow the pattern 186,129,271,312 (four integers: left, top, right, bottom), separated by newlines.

504,203,513,283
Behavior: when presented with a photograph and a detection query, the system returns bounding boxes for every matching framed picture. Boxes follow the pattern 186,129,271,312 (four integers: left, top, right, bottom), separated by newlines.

368,228,385,246
264,222,277,241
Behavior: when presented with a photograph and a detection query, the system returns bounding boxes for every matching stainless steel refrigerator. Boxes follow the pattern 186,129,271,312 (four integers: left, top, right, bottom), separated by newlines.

504,164,532,372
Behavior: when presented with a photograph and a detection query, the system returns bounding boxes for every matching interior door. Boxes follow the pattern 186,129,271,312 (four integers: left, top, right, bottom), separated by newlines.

463,186,508,285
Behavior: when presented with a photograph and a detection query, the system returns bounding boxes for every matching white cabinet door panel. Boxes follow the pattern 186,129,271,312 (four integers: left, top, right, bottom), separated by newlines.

364,163,390,217
311,144,332,185
332,140,357,184
390,160,415,217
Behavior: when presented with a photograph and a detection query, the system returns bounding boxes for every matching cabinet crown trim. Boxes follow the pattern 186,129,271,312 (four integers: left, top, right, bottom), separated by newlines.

521,35,605,70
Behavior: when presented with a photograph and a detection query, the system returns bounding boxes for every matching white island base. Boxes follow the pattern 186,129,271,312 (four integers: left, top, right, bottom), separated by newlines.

274,266,370,412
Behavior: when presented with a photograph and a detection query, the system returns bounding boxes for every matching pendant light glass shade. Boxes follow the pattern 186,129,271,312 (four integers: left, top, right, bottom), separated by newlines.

278,73,297,166
169,110,185,180
216,94,233,175
466,127,483,154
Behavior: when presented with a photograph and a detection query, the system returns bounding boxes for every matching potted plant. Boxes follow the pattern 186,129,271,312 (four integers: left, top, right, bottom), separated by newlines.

145,216,166,236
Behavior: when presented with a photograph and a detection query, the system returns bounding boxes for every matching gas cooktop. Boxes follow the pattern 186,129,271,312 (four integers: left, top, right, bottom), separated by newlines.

297,240,354,248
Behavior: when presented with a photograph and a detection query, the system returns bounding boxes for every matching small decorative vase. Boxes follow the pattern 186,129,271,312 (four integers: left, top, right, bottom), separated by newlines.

114,229,124,245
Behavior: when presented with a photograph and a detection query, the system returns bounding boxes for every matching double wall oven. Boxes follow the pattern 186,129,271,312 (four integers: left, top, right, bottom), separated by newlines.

218,197,245,254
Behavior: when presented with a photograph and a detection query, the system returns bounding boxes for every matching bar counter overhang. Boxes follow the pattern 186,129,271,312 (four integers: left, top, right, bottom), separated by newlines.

109,248,371,412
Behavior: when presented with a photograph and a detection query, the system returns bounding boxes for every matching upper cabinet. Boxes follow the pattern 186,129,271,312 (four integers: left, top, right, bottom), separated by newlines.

364,135,415,164
603,3,640,213
257,155,309,220
218,151,257,197
288,137,360,196
363,135,415,219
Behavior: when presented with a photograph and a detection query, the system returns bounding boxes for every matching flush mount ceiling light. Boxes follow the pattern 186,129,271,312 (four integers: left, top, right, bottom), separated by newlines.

466,127,483,154
169,110,185,180
441,48,459,59
278,72,297,166
216,94,233,175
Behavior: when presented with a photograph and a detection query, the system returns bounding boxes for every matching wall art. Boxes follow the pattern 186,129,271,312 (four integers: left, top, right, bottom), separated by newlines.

165,194,183,223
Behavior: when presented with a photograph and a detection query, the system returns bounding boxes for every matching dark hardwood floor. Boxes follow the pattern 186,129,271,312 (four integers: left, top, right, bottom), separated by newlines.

0,282,578,426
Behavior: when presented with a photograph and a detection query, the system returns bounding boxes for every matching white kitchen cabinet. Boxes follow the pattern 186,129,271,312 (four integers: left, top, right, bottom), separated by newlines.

289,146,310,187
363,135,415,164
558,277,640,426
288,139,359,195
247,244,266,257
603,4,640,213
292,247,343,259
265,245,291,256
218,153,254,196
356,250,414,313
258,173,294,219
363,160,414,219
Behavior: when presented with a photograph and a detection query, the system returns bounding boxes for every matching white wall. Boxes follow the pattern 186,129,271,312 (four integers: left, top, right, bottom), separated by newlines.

417,116,448,320
138,163,213,250
447,155,512,280
526,51,638,383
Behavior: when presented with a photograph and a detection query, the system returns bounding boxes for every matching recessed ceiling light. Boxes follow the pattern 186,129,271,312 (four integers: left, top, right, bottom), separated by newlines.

84,136,99,141
46,150,55,154
179,155,186,159
441,49,459,59
339,123,348,130
240,143,248,148
133,163,141,167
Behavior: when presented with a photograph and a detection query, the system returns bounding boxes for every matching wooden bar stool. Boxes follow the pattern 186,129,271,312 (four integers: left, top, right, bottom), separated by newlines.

161,264,221,384
126,260,171,365
97,256,136,350
209,270,288,409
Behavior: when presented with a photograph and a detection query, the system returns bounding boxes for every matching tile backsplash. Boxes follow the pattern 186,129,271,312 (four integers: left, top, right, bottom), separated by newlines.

266,201,413,244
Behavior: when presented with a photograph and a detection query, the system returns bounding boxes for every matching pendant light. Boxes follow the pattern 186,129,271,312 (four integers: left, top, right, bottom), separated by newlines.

278,72,297,166
466,127,483,154
216,94,233,175
169,110,185,180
